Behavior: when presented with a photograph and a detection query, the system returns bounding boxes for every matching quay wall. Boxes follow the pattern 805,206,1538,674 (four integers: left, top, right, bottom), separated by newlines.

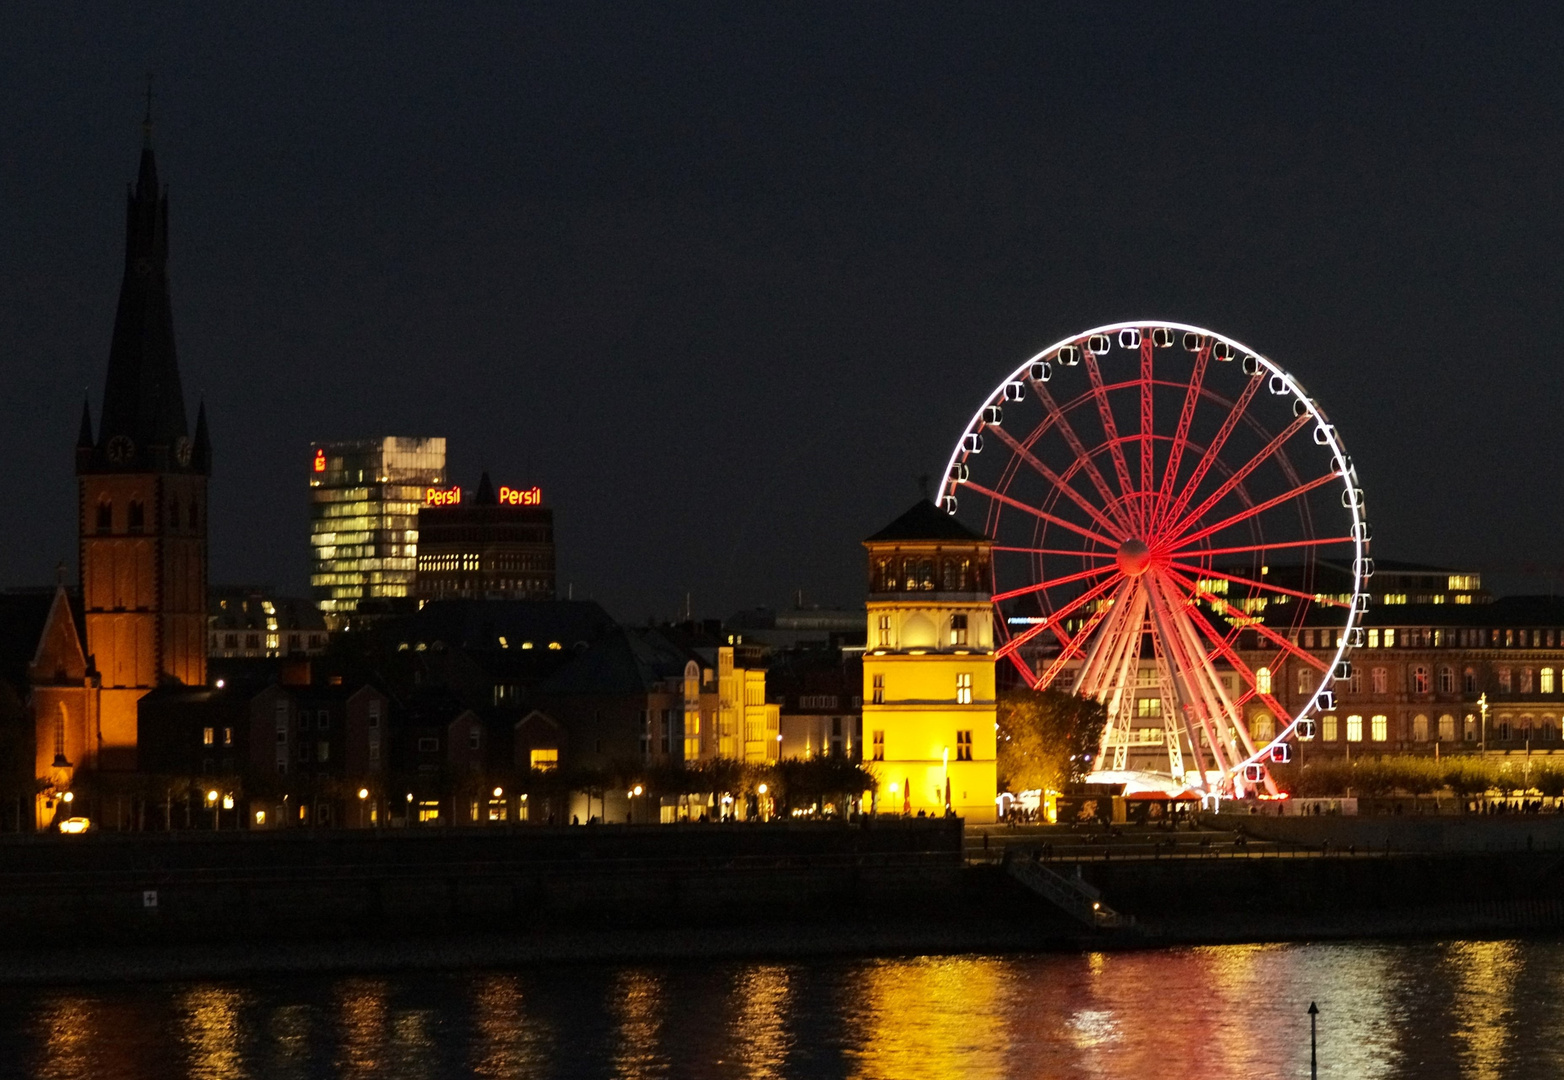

1214,812,1564,853
0,820,976,949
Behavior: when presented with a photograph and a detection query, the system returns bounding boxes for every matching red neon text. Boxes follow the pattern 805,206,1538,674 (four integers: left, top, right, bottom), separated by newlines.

499,485,542,506
425,486,462,506
313,449,327,473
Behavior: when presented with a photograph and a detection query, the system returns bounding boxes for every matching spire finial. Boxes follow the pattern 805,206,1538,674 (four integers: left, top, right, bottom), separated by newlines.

142,72,154,148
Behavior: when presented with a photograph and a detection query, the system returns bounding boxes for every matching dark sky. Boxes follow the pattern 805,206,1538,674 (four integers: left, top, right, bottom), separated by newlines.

2,4,1562,620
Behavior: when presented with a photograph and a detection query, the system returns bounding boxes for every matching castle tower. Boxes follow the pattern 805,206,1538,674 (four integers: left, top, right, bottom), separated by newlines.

76,121,209,770
862,501,997,822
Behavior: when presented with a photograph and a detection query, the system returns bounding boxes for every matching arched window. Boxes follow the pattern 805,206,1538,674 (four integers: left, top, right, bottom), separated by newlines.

1499,668,1513,693
1255,667,1272,695
1371,714,1389,742
95,500,112,533
1412,714,1429,742
1439,714,1457,742
1372,667,1388,694
1438,666,1455,694
1412,666,1430,694
128,500,144,533
1250,713,1274,741
1544,718,1559,742
1464,667,1478,694
1544,668,1557,695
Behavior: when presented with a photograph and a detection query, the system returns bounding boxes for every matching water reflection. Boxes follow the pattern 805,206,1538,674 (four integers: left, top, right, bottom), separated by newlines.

4,939,1564,1078
179,985,249,1080
470,973,552,1079
849,956,1008,1080
1446,940,1521,1080
611,968,667,1079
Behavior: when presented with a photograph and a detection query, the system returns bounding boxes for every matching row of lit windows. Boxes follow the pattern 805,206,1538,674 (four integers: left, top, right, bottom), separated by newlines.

1299,626,1564,650
871,557,989,594
1305,713,1561,743
210,632,325,651
869,672,976,705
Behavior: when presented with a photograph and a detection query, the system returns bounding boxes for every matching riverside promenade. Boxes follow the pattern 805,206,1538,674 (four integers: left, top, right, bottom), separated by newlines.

4,814,1563,983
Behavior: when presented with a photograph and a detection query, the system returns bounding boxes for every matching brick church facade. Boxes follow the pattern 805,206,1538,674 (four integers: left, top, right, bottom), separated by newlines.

24,121,209,825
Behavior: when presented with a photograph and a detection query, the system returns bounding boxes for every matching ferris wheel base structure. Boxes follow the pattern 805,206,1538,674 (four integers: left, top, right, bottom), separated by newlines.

942,321,1369,802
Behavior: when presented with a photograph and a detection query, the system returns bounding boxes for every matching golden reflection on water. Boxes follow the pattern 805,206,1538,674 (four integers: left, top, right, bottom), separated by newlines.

333,977,389,1078
178,985,249,1080
35,995,96,1080
1444,940,1520,1080
848,956,1008,1080
612,967,667,1079
470,972,552,1079
732,964,793,1078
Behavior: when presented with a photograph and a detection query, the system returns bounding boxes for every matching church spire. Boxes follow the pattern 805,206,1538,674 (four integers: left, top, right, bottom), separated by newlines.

89,100,192,473
76,396,93,449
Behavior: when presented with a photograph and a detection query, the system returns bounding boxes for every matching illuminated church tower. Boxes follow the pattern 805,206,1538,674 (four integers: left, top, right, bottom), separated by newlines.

862,501,997,822
75,117,209,770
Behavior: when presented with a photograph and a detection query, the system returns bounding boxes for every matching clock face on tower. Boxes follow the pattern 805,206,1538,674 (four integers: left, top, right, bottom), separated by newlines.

106,435,134,464
174,436,192,467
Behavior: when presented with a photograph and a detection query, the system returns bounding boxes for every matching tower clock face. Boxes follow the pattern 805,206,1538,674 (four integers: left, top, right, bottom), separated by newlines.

174,436,192,466
106,435,134,464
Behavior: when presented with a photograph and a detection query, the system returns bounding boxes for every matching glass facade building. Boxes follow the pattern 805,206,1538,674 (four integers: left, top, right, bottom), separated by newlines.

308,437,446,624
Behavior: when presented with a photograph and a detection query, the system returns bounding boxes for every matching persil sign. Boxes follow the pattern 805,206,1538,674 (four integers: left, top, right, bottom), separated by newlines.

499,485,542,506
424,486,462,506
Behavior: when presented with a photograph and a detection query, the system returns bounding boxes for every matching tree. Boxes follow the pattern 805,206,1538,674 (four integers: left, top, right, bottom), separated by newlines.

996,687,1108,793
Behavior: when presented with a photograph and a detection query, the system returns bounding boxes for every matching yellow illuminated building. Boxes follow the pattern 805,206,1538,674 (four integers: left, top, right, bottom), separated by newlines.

862,501,998,821
309,437,446,626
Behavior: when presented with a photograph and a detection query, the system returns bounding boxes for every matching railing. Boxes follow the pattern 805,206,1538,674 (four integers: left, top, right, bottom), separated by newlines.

1005,854,1128,929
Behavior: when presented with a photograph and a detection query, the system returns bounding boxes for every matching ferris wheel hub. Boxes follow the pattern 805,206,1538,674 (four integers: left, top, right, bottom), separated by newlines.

1116,538,1151,578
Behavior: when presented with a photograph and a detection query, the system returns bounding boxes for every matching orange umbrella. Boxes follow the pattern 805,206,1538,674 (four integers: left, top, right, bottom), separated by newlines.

903,777,911,815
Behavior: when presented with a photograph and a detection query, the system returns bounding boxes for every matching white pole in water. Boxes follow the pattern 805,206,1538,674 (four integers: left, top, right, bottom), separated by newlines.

1309,1001,1318,1078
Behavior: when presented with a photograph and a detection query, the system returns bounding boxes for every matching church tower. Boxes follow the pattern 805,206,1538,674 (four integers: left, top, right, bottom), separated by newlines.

862,500,997,822
76,116,209,770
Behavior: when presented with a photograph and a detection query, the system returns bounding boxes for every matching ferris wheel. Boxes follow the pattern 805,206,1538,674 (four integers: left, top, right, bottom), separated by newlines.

941,321,1368,799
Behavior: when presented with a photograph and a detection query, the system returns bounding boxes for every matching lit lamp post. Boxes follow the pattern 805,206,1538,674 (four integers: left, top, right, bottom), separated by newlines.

1479,692,1489,755
757,782,769,822
406,792,414,826
358,787,369,829
206,789,219,831
493,786,504,826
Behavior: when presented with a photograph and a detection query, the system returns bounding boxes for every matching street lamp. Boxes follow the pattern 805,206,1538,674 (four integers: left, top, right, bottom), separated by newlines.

1479,692,1489,754
358,787,369,828
206,789,219,831
757,782,769,822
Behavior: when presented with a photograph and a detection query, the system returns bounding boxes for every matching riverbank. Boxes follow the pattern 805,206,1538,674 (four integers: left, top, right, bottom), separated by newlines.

6,819,1564,984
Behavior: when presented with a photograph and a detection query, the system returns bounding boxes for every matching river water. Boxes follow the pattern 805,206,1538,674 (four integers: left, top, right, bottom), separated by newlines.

0,938,1558,1079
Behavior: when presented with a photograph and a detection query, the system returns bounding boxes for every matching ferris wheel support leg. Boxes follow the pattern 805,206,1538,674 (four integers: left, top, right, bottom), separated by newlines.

1151,631,1187,779
1075,580,1135,699
1144,573,1238,787
1085,588,1145,770
1098,593,1148,773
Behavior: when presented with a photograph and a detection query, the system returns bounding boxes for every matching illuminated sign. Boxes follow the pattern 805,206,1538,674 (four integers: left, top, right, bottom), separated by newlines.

499,485,542,506
425,486,462,506
313,449,326,473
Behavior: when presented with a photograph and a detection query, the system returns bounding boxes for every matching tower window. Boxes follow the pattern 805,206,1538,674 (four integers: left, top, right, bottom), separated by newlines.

878,614,891,647
956,673,973,705
956,730,973,761
128,501,145,533
96,501,112,533
950,613,969,647
872,730,885,761
202,727,214,746
872,673,885,705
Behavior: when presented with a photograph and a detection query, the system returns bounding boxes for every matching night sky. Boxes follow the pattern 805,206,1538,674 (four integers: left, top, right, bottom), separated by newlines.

2,4,1562,620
